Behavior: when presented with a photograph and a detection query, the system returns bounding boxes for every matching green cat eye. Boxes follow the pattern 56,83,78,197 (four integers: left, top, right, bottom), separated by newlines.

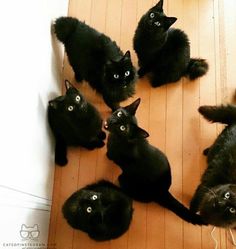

91,194,97,200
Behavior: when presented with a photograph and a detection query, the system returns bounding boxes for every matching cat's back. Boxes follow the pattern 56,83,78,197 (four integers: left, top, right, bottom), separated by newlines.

201,124,236,186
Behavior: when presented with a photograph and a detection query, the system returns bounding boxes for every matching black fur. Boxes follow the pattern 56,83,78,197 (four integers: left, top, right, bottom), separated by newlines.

105,98,205,225
54,17,136,111
190,104,236,227
48,80,106,166
133,0,208,87
62,180,133,241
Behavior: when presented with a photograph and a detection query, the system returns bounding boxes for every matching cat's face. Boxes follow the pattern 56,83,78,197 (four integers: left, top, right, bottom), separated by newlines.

199,184,236,227
140,0,177,33
104,51,136,89
104,98,149,140
48,80,86,115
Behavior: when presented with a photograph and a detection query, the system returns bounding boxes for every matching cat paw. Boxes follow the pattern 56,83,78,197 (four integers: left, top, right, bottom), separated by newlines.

191,213,208,226
138,68,146,77
96,140,105,148
74,72,83,83
55,157,68,167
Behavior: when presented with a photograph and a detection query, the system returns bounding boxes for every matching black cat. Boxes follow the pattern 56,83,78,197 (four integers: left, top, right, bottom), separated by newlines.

133,0,208,87
54,17,136,111
190,104,236,227
104,98,204,225
48,80,106,166
62,180,133,241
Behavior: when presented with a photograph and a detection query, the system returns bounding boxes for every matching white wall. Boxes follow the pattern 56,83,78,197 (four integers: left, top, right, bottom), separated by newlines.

0,0,68,247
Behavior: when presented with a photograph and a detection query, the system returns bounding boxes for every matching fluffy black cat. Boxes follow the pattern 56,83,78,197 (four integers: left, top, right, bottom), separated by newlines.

54,17,136,111
62,180,133,241
104,98,204,225
48,80,106,166
133,0,208,87
190,104,236,228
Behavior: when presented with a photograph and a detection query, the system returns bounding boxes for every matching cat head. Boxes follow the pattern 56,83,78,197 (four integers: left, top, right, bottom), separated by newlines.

62,181,133,240
20,224,40,240
199,184,236,227
104,98,149,140
48,80,87,115
104,51,136,89
139,0,177,33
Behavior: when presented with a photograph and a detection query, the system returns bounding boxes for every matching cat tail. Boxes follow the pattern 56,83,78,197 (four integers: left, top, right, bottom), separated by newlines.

54,17,78,44
199,104,236,125
155,191,205,225
185,58,209,80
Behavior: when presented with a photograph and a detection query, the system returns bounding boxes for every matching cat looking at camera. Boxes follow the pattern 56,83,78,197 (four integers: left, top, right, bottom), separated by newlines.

54,16,136,111
133,0,208,87
105,98,205,225
190,103,236,227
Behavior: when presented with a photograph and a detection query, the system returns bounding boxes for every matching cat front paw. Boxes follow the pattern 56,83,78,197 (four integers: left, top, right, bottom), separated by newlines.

138,68,146,77
203,147,210,156
98,131,106,140
55,157,68,167
191,213,208,226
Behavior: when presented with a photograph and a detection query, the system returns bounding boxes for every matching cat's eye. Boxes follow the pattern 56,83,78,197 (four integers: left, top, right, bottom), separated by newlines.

114,74,120,79
155,21,161,27
120,125,126,131
91,194,97,200
229,207,236,214
224,192,230,199
86,207,92,213
125,71,130,77
149,12,155,18
117,111,122,117
68,106,74,111
75,95,81,102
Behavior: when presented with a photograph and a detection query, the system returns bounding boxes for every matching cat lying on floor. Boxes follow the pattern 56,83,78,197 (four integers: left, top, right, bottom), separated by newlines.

190,104,236,227
62,180,133,241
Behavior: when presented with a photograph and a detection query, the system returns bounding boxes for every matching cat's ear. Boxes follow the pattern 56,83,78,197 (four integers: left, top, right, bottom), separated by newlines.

133,125,149,139
65,80,74,90
165,17,177,29
125,98,141,115
123,50,131,59
154,0,164,10
21,224,27,230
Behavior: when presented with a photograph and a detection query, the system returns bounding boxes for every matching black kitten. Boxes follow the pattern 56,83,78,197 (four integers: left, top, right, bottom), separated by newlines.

48,80,106,166
133,0,208,87
190,104,236,227
105,98,204,225
54,17,136,111
62,180,133,241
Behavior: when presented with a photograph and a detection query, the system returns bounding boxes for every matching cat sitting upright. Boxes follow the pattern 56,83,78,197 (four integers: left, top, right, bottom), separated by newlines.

54,16,136,111
190,103,236,227
62,180,133,241
48,80,106,166
133,0,208,87
104,98,205,225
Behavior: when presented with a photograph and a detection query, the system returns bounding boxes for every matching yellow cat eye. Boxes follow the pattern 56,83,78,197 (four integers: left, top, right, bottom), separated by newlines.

224,192,230,199
125,71,130,77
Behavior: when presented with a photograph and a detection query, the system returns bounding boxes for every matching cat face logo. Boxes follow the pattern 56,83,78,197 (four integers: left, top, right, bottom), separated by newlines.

20,224,40,241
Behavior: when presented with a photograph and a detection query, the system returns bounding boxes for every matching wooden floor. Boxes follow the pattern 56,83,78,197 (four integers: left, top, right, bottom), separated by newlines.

48,0,236,248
